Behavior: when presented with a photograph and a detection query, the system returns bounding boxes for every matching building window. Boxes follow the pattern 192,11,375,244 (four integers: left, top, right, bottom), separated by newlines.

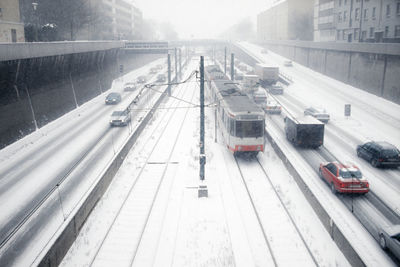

343,30,346,40
372,7,376,19
344,0,347,5
395,25,400,37
384,26,389,38
354,29,359,40
397,2,400,15
369,27,374,37
355,8,360,20
344,11,347,21
337,30,341,40
386,4,390,17
338,12,342,22
364,8,368,20
362,31,367,40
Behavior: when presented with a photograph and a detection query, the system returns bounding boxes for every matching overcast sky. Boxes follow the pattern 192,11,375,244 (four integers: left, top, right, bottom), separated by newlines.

133,0,272,39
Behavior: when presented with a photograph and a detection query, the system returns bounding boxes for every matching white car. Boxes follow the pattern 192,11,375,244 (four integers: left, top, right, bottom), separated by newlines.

110,110,131,126
304,106,330,123
137,75,147,83
265,99,282,114
284,60,293,67
123,82,136,91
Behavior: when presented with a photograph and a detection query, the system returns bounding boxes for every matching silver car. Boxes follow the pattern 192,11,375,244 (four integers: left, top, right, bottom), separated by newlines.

265,99,282,114
304,106,330,123
110,110,131,126
123,82,136,91
379,225,400,260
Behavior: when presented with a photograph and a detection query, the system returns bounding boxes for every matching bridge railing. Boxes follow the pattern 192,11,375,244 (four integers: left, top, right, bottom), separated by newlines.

0,41,124,61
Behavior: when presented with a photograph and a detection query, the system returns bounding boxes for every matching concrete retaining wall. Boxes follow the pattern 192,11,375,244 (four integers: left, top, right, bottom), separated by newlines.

0,51,161,149
259,40,400,104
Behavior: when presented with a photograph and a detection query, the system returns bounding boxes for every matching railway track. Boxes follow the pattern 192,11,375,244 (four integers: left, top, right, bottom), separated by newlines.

234,155,319,267
87,70,196,266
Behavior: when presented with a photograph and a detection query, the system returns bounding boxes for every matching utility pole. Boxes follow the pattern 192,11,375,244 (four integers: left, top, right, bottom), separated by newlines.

199,56,208,198
168,53,171,96
224,47,227,74
174,47,178,82
179,48,182,79
231,53,235,81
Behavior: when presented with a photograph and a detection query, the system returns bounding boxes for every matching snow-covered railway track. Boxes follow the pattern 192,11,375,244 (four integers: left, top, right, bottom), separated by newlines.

234,156,319,267
86,76,196,266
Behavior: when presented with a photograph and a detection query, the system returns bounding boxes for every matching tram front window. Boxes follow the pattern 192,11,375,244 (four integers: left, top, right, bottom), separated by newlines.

236,120,263,138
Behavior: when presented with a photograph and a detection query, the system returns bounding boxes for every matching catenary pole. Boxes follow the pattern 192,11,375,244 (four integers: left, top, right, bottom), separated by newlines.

168,53,171,96
231,53,235,81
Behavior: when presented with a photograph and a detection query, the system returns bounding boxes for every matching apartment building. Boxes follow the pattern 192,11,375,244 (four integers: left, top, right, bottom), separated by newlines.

98,0,142,40
257,0,314,41
314,0,336,41
315,0,400,43
0,0,25,42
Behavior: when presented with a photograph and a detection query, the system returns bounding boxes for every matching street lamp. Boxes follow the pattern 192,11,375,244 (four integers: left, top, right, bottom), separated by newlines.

32,2,39,41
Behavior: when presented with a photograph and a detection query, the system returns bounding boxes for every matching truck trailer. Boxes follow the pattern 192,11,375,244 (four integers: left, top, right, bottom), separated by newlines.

284,115,324,148
254,63,279,87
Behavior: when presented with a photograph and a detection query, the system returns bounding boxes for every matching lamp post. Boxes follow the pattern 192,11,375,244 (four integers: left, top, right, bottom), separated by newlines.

32,2,39,42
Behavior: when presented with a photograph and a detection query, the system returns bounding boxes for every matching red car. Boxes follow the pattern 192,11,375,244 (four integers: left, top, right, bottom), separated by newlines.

319,162,369,194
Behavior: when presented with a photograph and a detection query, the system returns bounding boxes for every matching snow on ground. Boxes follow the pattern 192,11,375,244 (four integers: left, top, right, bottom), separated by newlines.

0,57,168,266
236,43,399,265
61,58,350,266
238,41,400,224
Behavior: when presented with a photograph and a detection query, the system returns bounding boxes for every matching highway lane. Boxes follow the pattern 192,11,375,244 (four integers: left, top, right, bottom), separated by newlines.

0,59,167,256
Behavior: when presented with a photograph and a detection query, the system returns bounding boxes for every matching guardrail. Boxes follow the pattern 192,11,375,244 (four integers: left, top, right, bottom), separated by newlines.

258,40,400,56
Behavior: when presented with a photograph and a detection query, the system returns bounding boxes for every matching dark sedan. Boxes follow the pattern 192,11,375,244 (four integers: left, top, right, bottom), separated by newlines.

105,92,121,105
357,141,400,168
379,225,400,260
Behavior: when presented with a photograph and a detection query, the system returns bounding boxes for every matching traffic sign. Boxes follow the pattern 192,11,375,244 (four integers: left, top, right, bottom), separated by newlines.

345,104,351,117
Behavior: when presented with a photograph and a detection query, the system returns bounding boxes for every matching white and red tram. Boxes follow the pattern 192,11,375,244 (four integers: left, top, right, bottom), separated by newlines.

205,65,265,155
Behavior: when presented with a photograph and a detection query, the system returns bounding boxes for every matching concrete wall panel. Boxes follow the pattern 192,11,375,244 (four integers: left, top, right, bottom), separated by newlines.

308,49,326,73
383,56,400,103
294,47,309,66
349,53,385,96
325,51,350,82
